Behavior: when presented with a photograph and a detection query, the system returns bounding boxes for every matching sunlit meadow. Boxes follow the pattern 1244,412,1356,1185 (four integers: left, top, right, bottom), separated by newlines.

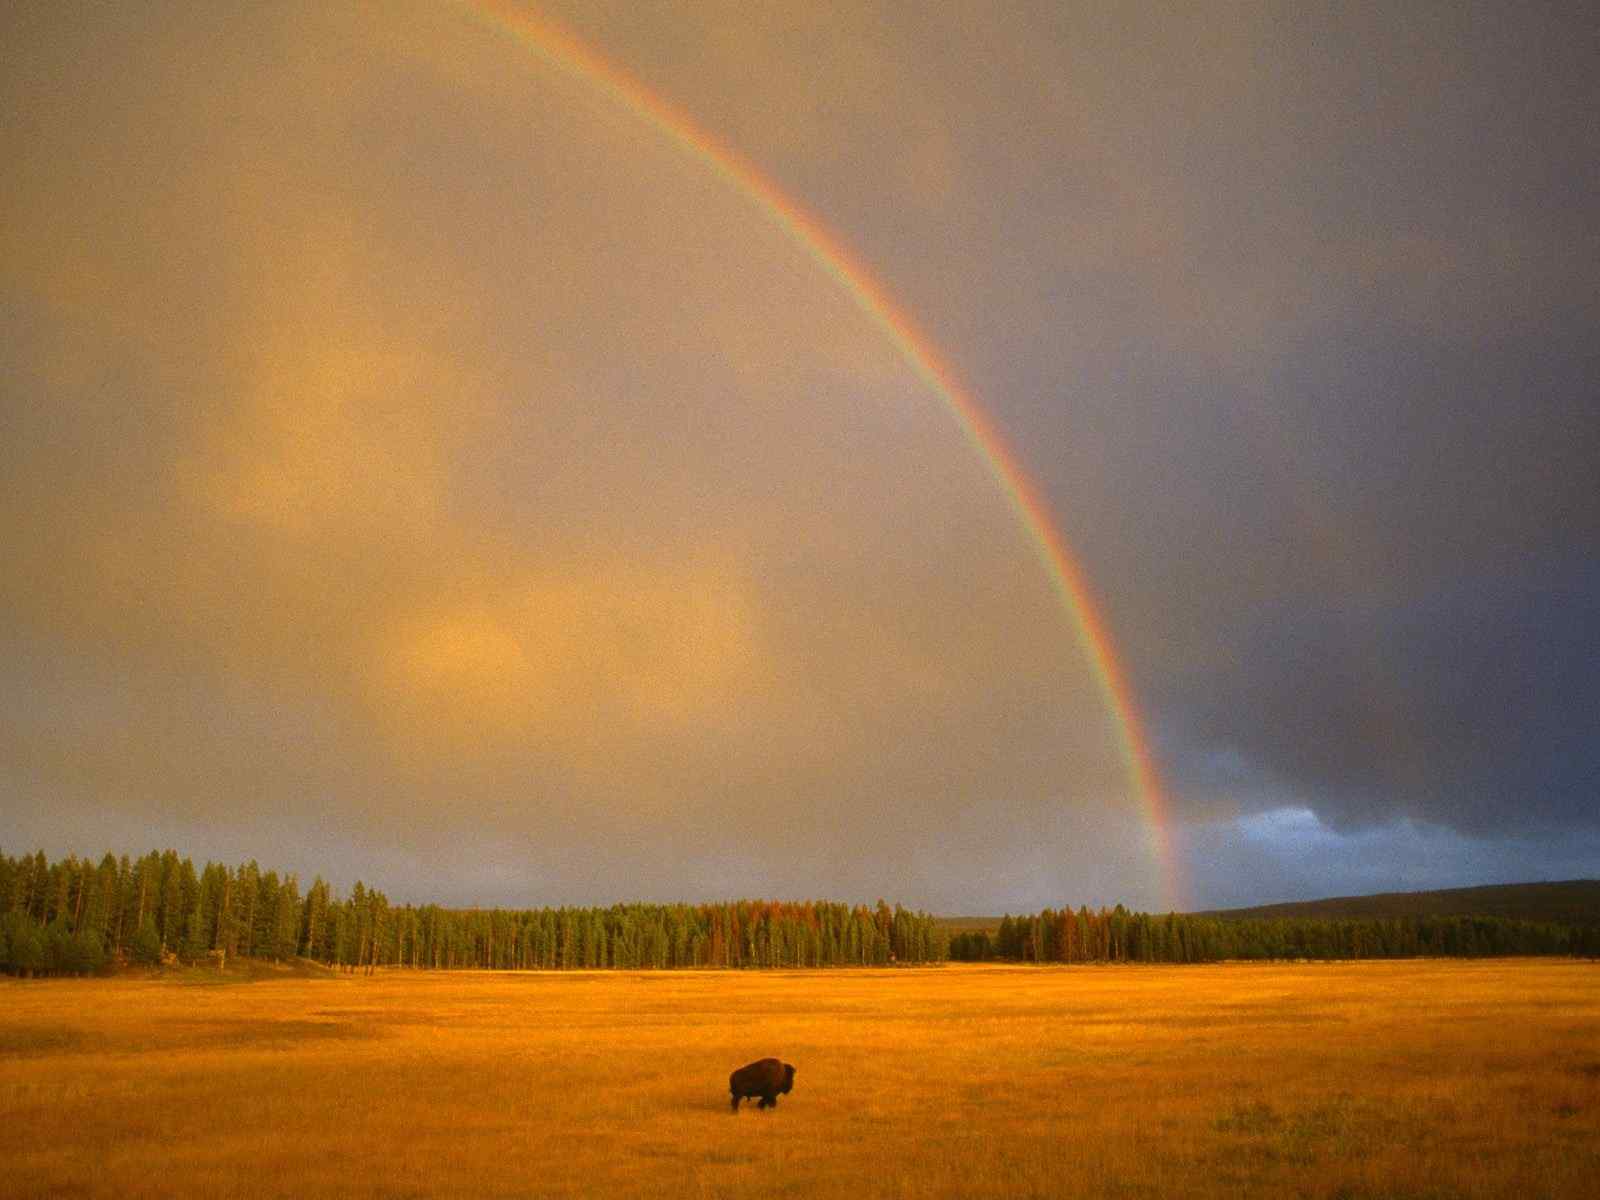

3,960,1596,1197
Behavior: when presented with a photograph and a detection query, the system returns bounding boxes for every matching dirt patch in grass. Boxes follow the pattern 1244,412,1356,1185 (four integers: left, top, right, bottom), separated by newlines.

0,1027,98,1057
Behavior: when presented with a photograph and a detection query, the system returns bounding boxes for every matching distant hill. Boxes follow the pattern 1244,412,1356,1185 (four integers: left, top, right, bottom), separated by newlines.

938,881,1600,933
1199,880,1600,925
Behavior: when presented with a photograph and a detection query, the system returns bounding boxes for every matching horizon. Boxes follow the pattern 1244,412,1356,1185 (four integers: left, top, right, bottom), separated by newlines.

6,839,1595,920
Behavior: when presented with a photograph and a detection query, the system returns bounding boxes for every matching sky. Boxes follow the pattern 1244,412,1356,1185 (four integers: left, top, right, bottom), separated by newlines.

3,1,1596,914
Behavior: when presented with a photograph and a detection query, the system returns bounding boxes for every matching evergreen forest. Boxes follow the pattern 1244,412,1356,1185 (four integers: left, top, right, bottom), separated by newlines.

947,906,1600,963
2,847,1595,977
0,848,944,974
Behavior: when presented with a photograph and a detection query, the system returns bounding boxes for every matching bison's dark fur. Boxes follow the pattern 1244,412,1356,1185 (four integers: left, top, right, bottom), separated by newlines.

729,1058,796,1111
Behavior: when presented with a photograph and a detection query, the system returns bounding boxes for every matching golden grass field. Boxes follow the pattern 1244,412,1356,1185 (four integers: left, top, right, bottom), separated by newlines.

3,960,1597,1198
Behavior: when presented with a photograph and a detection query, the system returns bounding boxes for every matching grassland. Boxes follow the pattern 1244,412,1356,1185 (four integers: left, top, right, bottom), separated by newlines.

2,961,1596,1198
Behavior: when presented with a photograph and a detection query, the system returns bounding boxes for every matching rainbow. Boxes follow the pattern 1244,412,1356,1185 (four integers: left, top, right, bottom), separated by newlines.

456,1,1185,911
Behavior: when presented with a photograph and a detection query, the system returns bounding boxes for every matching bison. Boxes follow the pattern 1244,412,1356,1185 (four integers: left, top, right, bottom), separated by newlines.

729,1057,796,1111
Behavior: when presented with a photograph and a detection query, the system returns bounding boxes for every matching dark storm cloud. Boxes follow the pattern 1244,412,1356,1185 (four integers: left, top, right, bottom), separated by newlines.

1130,304,1598,838
540,0,1599,888
1158,557,1600,834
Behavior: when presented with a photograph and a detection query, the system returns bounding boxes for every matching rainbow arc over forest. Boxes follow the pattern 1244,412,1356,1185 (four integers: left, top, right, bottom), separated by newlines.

461,1,1185,912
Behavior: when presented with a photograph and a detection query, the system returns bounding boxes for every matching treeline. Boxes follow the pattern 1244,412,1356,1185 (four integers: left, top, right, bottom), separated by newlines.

948,906,1600,963
0,848,946,976
6,847,1593,978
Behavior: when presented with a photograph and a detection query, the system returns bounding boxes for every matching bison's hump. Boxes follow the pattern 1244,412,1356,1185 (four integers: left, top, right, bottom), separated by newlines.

730,1057,792,1092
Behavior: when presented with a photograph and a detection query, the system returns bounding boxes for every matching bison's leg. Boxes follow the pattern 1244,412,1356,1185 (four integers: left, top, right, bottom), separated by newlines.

758,1094,775,1109
731,1093,742,1112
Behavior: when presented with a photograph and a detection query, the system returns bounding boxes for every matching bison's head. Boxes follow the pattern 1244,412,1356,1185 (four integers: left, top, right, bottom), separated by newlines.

781,1063,796,1094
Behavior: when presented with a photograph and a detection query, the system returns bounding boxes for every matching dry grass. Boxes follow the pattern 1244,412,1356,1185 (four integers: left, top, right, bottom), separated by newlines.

2,960,1597,1198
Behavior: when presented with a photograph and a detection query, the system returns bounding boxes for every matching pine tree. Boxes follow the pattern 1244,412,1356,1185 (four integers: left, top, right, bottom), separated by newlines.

271,876,300,961
158,851,183,951
27,851,49,920
181,890,210,964
302,878,330,961
131,915,162,966
44,915,73,974
7,914,44,976
235,861,261,957
113,854,135,954
67,926,105,974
